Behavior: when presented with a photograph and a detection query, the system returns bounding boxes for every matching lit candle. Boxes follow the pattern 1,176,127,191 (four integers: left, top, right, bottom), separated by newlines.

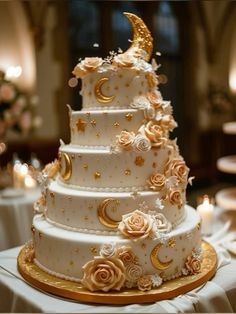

197,195,214,236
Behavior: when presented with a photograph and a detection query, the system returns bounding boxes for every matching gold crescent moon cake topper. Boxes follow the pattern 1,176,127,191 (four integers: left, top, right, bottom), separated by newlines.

94,77,115,103
59,152,72,181
97,198,120,229
150,243,173,270
123,12,153,62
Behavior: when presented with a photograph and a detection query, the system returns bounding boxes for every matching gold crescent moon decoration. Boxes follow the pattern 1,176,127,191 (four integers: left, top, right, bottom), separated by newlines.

59,152,72,181
150,243,173,270
97,198,120,229
94,77,115,103
123,12,153,62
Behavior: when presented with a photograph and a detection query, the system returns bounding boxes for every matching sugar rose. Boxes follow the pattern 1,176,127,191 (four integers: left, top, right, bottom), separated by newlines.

165,159,189,183
141,121,165,148
137,275,152,291
43,159,60,179
125,263,143,283
160,114,177,131
117,131,135,150
81,257,125,292
153,213,172,233
117,246,137,265
130,96,150,110
147,92,162,110
133,134,151,152
113,53,136,68
169,189,183,207
72,57,103,77
100,243,116,258
185,255,201,275
118,210,155,240
147,173,166,191
144,104,156,120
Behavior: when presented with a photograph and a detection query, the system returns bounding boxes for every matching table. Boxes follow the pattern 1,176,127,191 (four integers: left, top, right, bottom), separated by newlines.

0,188,40,251
0,208,236,313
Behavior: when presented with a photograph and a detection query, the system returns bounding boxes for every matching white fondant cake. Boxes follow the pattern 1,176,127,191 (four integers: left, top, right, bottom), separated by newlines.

32,12,202,293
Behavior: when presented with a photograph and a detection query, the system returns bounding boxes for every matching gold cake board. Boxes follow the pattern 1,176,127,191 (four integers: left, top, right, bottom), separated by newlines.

17,241,217,305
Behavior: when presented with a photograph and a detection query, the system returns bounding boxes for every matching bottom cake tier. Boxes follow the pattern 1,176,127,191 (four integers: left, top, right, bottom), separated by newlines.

32,205,202,291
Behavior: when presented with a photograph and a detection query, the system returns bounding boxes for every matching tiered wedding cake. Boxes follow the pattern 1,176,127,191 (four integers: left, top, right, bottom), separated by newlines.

32,12,202,293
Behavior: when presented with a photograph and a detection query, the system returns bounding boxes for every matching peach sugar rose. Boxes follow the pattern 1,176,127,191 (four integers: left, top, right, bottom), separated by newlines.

185,255,201,275
81,257,125,292
118,210,155,240
147,92,163,111
43,159,60,179
141,121,165,148
165,159,189,183
137,275,152,291
169,189,183,207
113,53,136,68
147,173,166,191
117,246,137,265
117,130,135,150
72,57,103,77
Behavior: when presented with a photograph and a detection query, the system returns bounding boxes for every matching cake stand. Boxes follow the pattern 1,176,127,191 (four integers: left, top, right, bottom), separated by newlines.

216,121,236,210
18,241,217,305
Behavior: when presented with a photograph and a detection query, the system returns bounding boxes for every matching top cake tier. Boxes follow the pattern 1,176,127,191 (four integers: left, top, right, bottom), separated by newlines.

73,57,158,110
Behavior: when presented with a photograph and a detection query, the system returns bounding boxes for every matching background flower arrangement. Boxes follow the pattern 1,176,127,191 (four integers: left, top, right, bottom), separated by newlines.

0,70,42,139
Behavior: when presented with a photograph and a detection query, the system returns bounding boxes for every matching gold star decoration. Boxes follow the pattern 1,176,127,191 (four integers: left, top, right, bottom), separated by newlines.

76,118,87,132
135,156,145,167
125,113,133,121
125,169,131,175
167,237,176,248
94,172,101,179
90,119,97,127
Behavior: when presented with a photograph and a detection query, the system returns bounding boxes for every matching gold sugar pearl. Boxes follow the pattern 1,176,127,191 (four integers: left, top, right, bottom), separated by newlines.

96,132,101,138
83,164,88,170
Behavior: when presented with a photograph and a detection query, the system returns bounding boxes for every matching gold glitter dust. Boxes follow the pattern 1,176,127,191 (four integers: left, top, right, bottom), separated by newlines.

182,248,186,252
96,132,101,138
125,169,131,176
75,248,79,253
76,119,87,132
70,261,74,266
61,208,65,213
83,164,88,170
135,156,144,166
71,154,75,159
84,216,88,221
125,83,130,87
125,113,133,121
88,205,93,210
94,172,101,179
90,119,96,127
152,162,157,168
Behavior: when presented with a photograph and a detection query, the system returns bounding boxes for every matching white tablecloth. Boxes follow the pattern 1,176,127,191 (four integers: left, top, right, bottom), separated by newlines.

0,189,40,251
0,207,236,313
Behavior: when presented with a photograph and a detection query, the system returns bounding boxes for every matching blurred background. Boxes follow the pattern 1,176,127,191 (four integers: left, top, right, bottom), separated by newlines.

0,0,236,205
